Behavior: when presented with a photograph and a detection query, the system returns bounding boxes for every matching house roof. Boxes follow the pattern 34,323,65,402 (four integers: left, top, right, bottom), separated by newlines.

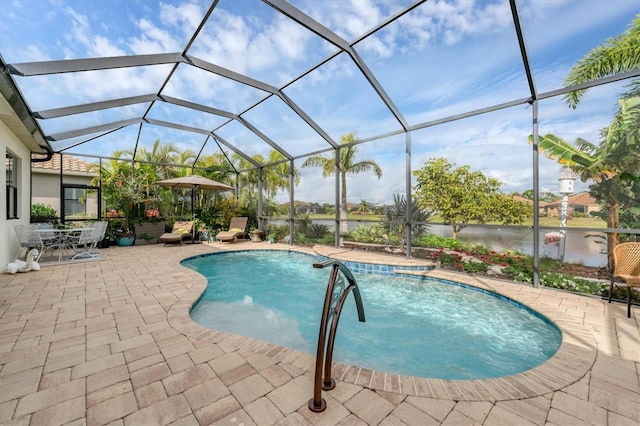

568,191,598,206
544,191,598,207
511,195,533,204
32,153,94,174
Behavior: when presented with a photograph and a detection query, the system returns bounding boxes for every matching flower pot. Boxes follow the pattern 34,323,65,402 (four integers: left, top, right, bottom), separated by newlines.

134,222,165,241
116,236,135,247
98,238,113,248
251,230,263,243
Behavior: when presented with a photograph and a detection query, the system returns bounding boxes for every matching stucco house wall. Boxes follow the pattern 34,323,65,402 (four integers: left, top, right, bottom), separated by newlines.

1,71,51,267
0,120,34,266
31,154,98,218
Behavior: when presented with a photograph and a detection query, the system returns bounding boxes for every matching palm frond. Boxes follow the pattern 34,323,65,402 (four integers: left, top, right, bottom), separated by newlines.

564,15,640,107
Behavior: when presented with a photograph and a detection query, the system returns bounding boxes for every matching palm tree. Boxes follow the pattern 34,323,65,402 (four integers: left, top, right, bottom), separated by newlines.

263,151,300,199
302,133,382,235
134,138,181,180
357,199,369,214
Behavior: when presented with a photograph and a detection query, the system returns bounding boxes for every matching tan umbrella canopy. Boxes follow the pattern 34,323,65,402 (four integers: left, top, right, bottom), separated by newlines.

155,175,234,216
155,175,234,191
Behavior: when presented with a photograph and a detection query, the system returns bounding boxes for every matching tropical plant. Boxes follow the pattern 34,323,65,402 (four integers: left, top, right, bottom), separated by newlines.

302,132,382,235
383,194,430,249
521,189,560,202
357,199,369,214
234,150,298,213
540,15,640,267
414,234,465,251
264,151,300,198
413,158,530,238
349,223,388,244
532,96,640,267
591,176,640,232
305,224,330,239
295,213,312,236
135,138,181,181
563,15,640,108
31,203,58,223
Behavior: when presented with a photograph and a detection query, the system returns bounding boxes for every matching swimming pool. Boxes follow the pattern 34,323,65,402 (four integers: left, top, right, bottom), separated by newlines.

184,250,562,380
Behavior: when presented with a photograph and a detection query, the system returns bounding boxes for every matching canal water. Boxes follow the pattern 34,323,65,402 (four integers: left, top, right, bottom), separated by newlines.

273,219,607,267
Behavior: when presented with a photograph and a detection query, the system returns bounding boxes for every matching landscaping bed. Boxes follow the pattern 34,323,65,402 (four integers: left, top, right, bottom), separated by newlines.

336,239,639,304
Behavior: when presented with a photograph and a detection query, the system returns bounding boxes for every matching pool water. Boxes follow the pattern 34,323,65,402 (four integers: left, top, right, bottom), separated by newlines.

184,250,562,380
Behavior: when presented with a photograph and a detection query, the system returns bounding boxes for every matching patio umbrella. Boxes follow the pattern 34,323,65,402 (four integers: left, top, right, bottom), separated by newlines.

155,175,234,216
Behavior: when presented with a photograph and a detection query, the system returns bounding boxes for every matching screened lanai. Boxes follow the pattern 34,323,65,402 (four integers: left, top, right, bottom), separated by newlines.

1,0,639,283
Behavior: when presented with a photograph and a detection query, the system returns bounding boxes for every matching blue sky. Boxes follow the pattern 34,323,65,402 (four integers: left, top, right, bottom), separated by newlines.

1,0,638,205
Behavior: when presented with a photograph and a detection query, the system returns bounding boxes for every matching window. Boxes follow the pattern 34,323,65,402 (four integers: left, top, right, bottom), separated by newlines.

64,187,86,216
6,152,18,219
63,185,99,220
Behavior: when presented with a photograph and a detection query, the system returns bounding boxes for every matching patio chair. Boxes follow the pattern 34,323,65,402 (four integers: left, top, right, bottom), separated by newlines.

609,242,640,318
159,221,194,246
68,221,108,260
13,224,62,262
215,217,248,243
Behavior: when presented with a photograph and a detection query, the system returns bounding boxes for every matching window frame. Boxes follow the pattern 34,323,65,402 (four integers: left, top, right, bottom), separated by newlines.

5,152,18,220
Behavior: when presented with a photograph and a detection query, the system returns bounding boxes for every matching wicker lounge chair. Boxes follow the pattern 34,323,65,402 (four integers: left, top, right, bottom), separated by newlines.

159,221,193,246
609,242,640,318
215,217,248,243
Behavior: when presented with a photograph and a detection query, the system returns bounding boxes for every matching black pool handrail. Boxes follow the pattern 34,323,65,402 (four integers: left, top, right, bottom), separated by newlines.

309,259,365,413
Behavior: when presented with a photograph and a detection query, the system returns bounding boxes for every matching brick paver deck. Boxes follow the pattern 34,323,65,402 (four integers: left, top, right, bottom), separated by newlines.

1,242,638,425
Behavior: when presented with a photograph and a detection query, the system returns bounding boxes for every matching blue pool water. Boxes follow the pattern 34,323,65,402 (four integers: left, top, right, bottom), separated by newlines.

184,250,562,380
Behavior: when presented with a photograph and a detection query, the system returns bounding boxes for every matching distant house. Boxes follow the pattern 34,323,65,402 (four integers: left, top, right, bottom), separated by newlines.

509,194,551,217
280,201,326,215
542,192,600,217
31,153,99,221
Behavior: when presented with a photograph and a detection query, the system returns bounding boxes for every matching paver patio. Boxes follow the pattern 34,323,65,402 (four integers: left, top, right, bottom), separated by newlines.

0,242,638,425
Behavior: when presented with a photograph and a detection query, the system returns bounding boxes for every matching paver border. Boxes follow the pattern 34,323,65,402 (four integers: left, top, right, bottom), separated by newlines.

167,245,597,402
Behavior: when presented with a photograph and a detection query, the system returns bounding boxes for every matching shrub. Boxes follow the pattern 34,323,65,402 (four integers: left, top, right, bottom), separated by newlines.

415,234,463,250
31,203,58,223
414,234,490,254
540,273,607,294
349,223,388,244
295,214,312,236
461,261,490,273
305,223,329,239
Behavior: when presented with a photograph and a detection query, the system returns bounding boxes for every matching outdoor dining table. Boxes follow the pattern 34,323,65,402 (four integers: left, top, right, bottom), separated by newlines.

37,227,92,262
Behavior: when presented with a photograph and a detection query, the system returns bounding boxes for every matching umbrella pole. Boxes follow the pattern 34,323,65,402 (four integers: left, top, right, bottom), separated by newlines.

191,188,194,217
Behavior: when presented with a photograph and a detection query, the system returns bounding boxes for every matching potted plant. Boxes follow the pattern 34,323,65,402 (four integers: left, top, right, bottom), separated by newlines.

98,220,119,248
115,222,135,246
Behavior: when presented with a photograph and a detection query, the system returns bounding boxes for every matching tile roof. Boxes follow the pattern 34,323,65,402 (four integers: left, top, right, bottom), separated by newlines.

544,191,598,207
31,153,94,173
569,191,598,206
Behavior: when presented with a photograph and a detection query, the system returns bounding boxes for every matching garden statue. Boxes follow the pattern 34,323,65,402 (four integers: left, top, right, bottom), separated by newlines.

2,248,40,274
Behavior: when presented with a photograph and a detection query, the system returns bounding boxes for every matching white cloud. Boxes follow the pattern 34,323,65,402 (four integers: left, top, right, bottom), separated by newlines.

129,18,182,54
1,0,635,206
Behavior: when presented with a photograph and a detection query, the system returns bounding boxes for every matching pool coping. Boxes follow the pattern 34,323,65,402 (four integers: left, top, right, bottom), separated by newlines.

167,244,596,402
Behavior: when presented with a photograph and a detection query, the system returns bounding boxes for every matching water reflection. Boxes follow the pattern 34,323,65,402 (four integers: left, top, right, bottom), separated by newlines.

430,224,606,267
274,220,607,267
